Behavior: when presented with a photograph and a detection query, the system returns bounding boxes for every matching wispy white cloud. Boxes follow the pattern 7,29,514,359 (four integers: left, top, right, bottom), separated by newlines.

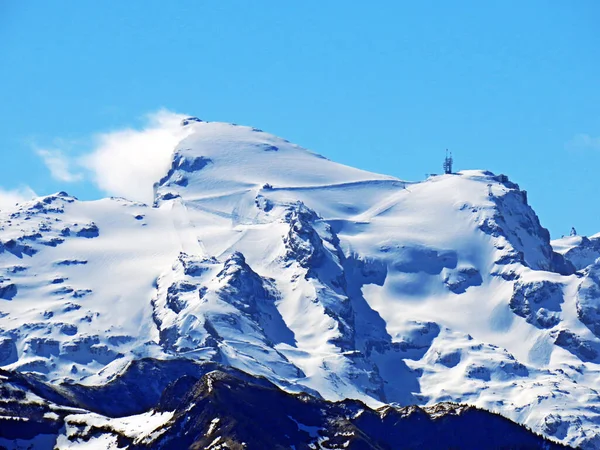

31,109,191,204
565,133,600,152
80,109,191,204
0,186,37,210
36,148,83,182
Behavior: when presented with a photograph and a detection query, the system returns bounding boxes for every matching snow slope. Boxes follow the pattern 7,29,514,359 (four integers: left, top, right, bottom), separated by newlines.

1,118,600,448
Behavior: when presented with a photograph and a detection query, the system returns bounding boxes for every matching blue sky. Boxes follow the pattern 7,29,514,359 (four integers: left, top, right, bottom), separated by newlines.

1,1,599,237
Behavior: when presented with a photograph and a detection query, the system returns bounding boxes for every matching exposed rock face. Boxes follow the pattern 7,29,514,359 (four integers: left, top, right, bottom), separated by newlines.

75,223,99,238
157,153,213,192
0,281,17,300
478,182,573,275
150,251,302,381
283,202,328,269
61,335,123,365
553,329,598,361
510,280,564,329
443,266,483,293
0,337,18,365
24,337,61,358
180,116,203,126
576,261,600,338
560,236,600,271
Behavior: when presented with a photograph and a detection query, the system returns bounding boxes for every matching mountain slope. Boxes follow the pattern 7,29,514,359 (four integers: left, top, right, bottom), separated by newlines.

1,118,599,448
0,362,568,449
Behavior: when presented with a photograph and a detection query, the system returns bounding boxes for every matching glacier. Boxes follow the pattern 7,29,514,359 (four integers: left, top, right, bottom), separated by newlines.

1,119,600,448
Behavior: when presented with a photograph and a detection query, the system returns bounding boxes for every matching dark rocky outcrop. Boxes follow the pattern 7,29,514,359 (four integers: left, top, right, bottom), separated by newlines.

75,223,99,238
283,202,328,269
561,236,600,271
140,370,567,449
478,184,574,276
553,329,598,361
0,360,570,449
510,280,564,329
0,336,18,365
576,261,600,338
0,282,17,300
444,267,483,293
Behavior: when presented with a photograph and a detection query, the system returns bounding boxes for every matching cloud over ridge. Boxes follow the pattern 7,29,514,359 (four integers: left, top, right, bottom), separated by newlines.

31,109,191,204
80,109,192,204
0,186,37,210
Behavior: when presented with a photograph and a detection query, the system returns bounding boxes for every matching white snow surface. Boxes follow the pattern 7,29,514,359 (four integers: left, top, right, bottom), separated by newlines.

55,410,174,449
2,120,600,448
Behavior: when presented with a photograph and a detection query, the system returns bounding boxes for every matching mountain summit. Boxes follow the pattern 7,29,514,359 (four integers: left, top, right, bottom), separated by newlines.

1,120,599,448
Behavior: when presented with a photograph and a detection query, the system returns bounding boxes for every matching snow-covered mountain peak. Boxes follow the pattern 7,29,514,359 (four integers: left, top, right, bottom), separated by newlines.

2,120,600,448
154,120,395,205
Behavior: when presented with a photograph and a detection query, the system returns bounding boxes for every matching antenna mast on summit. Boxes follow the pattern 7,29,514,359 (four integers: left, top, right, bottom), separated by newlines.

443,149,453,174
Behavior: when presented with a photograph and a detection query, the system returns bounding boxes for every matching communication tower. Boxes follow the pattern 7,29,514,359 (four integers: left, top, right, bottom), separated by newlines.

443,149,453,174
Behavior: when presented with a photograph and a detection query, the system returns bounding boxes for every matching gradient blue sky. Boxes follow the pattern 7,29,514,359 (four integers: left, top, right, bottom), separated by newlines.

1,1,599,237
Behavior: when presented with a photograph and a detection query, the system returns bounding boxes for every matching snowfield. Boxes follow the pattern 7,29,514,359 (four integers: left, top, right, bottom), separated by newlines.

1,119,600,448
